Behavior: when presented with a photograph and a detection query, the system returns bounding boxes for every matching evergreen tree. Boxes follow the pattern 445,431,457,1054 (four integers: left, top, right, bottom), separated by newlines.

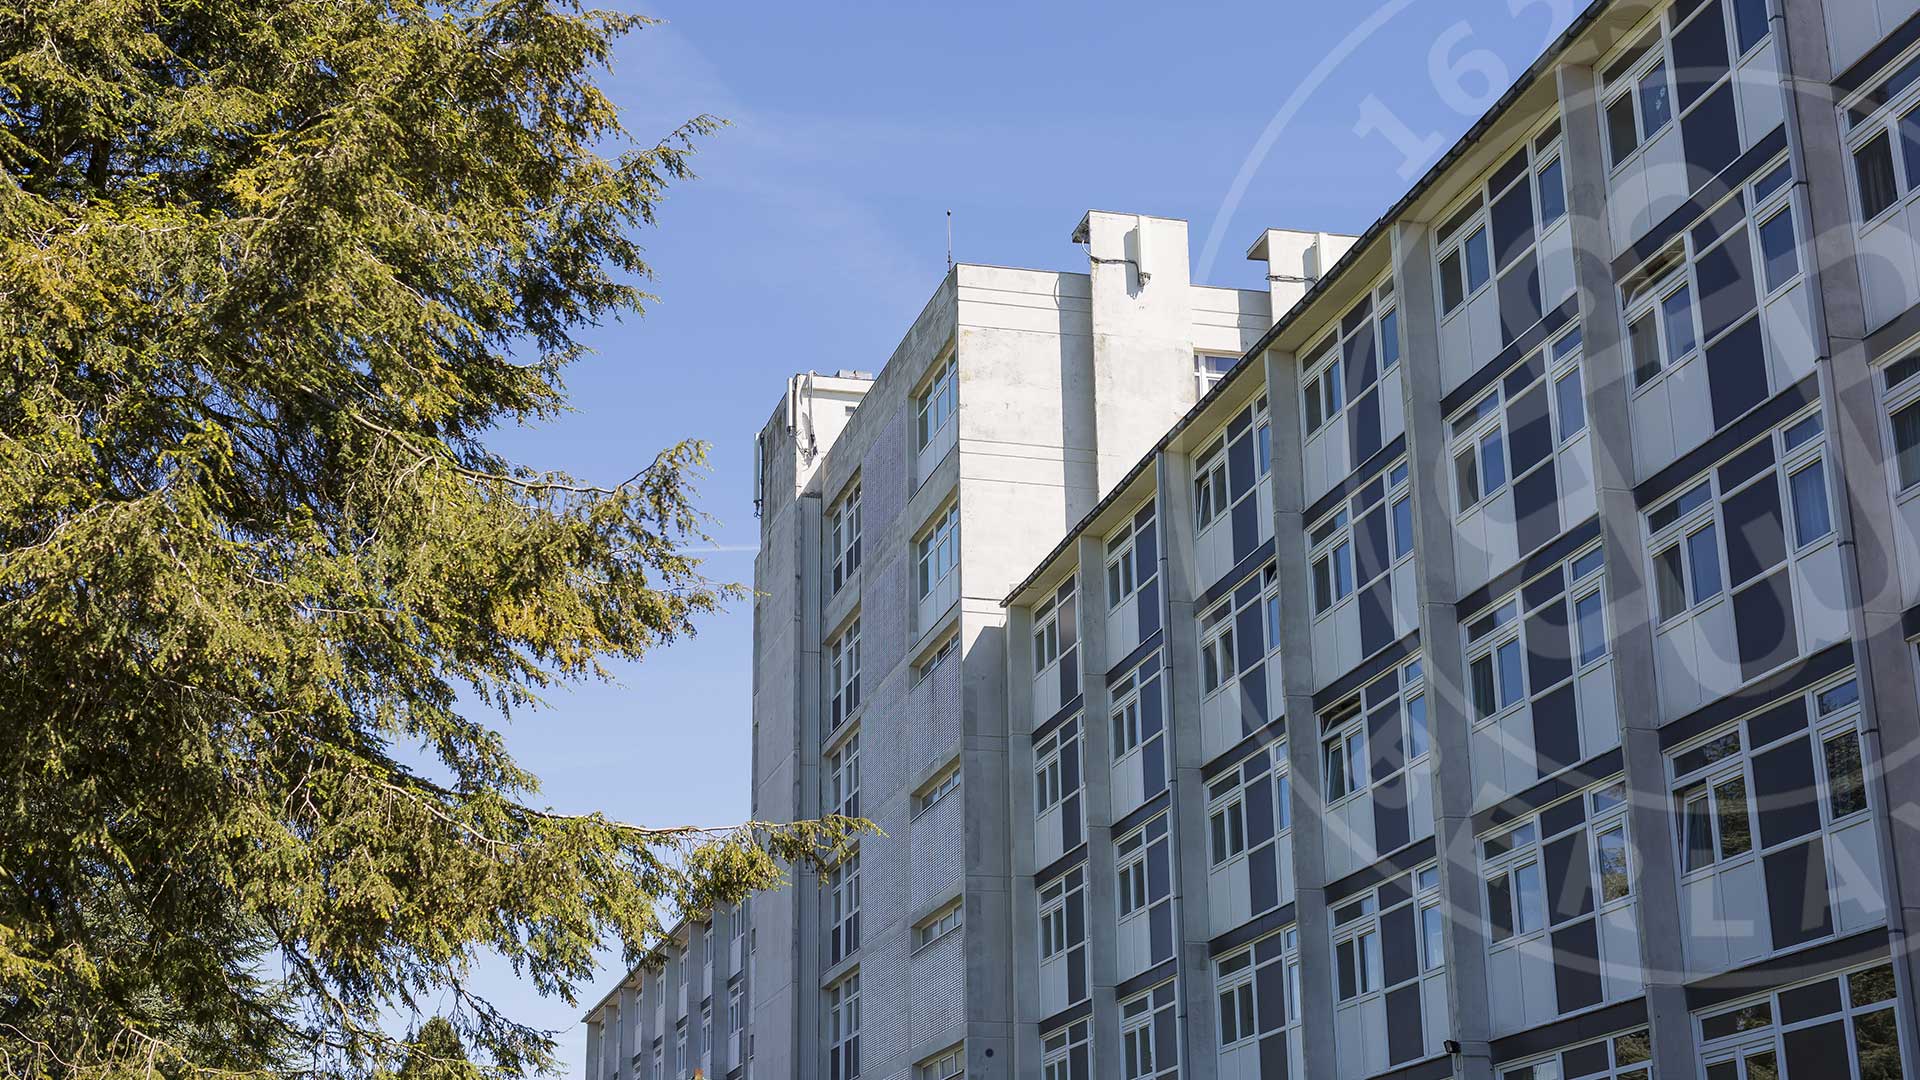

0,3,865,1076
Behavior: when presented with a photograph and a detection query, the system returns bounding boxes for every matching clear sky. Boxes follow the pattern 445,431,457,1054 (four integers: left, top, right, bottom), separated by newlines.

463,0,1583,1072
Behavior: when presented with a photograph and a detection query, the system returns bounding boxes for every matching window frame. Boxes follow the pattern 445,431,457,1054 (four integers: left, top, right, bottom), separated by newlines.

915,354,958,451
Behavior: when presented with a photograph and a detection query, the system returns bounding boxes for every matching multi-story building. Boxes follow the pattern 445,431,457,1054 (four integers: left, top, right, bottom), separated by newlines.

587,0,1920,1076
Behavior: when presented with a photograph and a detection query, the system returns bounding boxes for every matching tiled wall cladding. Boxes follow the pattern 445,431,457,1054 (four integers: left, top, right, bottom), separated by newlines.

910,651,962,780
908,929,966,1047
909,789,964,914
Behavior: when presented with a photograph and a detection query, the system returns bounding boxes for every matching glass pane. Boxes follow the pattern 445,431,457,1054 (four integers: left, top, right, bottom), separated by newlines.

1684,793,1714,872
1656,546,1687,620
1514,862,1545,934
1825,731,1868,818
1901,107,1920,201
1465,227,1491,293
1854,1009,1901,1080
1496,639,1525,707
1407,694,1430,759
1598,826,1631,901
1538,157,1566,226
1732,0,1768,52
1480,429,1507,494
1381,309,1401,369
1575,590,1606,664
1471,655,1499,720
1556,367,1586,440
1790,461,1832,547
1856,131,1899,220
1421,903,1445,969
1759,209,1800,292
1441,250,1464,313
1392,495,1413,557
1607,94,1639,164
1745,1051,1780,1080
1456,448,1480,509
1893,400,1920,490
1638,62,1672,134
1334,541,1354,597
1487,872,1514,943
1715,777,1752,858
1662,285,1697,360
1687,524,1722,605
1629,311,1662,386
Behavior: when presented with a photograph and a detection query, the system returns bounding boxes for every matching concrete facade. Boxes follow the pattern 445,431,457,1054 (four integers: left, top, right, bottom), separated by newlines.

586,1,1920,1077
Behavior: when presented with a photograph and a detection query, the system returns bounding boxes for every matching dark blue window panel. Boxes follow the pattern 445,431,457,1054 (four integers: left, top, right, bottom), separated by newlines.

1241,667,1269,739
1706,315,1768,429
1507,383,1555,475
1682,83,1742,187
1258,959,1289,1030
1514,464,1562,557
1377,873,1410,909
1672,0,1731,110
1746,697,1809,747
1562,1041,1611,1078
1504,348,1546,398
1066,890,1085,945
1778,977,1843,1024
1490,146,1531,195
1059,649,1078,703
1068,947,1087,1001
1147,839,1171,899
1144,738,1166,797
1718,438,1775,492
1062,742,1081,790
1343,295,1375,338
1070,1045,1089,1077
1540,794,1586,840
1492,182,1537,271
1232,497,1260,565
1237,600,1266,678
1532,684,1582,778
1062,793,1082,850
1138,579,1161,639
1522,564,1567,611
1385,984,1425,1065
1696,228,1757,344
1346,323,1379,397
1498,253,1545,347
1550,918,1604,1014
1137,513,1158,564
1350,387,1384,463
1764,836,1834,948
1526,598,1574,695
1359,577,1396,657
1382,904,1419,986
1154,1011,1178,1069
1247,772,1276,846
1365,668,1402,707
1149,903,1174,962
1260,1032,1291,1080
1250,843,1279,914
1336,939,1357,1000
1229,430,1256,499
1723,477,1786,587
1369,699,1406,782
1783,1020,1848,1080
1544,832,1595,923
1141,676,1164,737
1356,506,1393,588
1752,735,1823,847
1373,772,1412,854
1734,568,1798,682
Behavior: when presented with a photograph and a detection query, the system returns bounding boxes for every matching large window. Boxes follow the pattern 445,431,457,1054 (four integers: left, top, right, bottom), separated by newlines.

1035,718,1080,814
1697,963,1901,1080
1883,353,1920,493
829,620,861,734
1501,1029,1651,1080
1304,280,1399,435
916,355,957,450
914,901,962,952
1436,118,1563,344
1332,864,1442,1004
1120,983,1177,1079
1466,545,1607,721
1450,324,1586,516
1195,395,1271,532
1846,46,1920,225
828,974,861,1080
1106,504,1159,611
1034,579,1074,672
1622,156,1798,398
830,481,862,592
1115,815,1172,967
1041,1022,1090,1080
828,733,860,818
828,853,860,964
1321,657,1426,808
1309,461,1411,617
1603,1,1767,172
1645,409,1833,676
1214,927,1298,1052
1482,779,1632,955
919,1046,964,1080
917,504,959,599
913,760,960,819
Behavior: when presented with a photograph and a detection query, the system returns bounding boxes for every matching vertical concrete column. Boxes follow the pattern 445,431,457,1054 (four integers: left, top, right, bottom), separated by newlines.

1554,63,1700,1080
794,492,825,1080
964,613,1017,1068
1263,346,1338,1080
1074,534,1126,1074
1388,221,1494,1080
1004,601,1045,1078
618,982,640,1080
638,971,657,1080
586,1015,604,1080
1776,0,1920,1052
1157,450,1219,1080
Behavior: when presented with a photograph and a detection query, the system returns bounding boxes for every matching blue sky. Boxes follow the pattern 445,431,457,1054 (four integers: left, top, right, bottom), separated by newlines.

465,0,1582,1071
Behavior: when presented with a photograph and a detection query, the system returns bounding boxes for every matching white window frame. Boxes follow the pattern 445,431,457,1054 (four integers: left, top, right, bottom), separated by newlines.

1435,119,1564,319
828,973,861,1080
1880,352,1920,498
830,481,862,593
914,900,963,952
913,759,961,818
1035,722,1074,813
827,733,861,819
828,853,860,965
916,355,958,450
1106,506,1157,610
1206,772,1249,868
919,1045,965,1080
916,504,959,600
1696,962,1902,1080
828,620,861,733
1309,460,1411,620
1448,324,1586,518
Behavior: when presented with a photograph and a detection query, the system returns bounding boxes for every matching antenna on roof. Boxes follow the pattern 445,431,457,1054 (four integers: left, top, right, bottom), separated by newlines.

946,210,953,272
